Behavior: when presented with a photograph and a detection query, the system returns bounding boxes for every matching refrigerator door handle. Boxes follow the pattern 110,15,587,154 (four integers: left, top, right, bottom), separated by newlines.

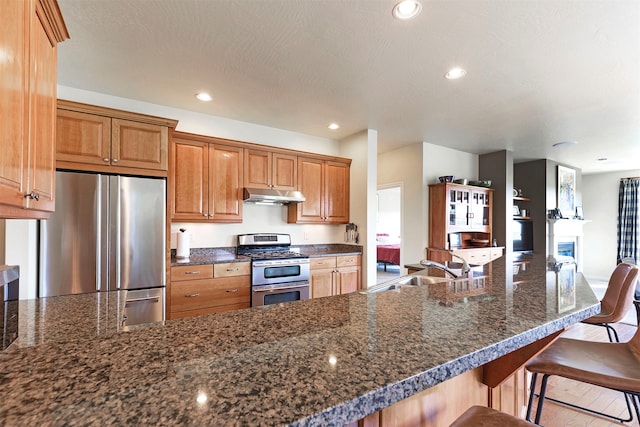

115,176,122,289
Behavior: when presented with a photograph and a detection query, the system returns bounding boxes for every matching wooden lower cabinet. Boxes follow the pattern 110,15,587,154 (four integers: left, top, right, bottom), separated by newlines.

352,366,529,427
169,262,250,319
310,255,361,298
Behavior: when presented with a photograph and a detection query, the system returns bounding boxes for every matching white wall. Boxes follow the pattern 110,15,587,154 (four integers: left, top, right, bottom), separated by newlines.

4,220,38,299
340,130,377,289
583,169,640,280
378,144,424,270
377,187,401,242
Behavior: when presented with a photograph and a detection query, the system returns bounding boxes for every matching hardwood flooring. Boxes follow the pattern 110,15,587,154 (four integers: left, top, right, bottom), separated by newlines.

527,321,639,427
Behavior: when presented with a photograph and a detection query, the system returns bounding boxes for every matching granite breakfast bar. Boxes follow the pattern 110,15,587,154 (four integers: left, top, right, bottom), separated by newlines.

0,254,599,425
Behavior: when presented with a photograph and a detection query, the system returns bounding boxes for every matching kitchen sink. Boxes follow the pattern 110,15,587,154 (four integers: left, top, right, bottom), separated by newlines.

361,274,453,294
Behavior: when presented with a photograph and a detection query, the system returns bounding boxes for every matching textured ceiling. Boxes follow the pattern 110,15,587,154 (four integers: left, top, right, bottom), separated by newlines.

56,0,640,174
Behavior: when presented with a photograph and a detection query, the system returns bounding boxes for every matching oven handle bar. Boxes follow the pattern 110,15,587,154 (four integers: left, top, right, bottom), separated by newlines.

252,282,309,293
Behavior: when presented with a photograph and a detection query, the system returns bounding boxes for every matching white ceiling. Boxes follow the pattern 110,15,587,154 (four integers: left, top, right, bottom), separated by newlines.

56,0,640,174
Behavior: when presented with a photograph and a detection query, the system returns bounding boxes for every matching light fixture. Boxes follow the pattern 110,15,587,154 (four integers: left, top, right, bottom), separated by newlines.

392,0,422,19
195,92,212,102
552,141,578,148
445,67,466,80
196,392,208,404
328,123,340,130
597,157,608,161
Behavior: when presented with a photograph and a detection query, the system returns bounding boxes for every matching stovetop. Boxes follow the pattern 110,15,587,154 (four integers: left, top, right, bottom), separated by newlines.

236,233,307,261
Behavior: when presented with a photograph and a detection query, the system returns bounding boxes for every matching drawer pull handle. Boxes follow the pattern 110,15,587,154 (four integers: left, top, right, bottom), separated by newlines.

226,267,239,272
185,293,200,298
184,271,201,275
226,289,239,293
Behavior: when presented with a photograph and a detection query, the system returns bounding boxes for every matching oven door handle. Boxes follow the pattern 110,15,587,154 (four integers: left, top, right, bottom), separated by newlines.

252,283,309,293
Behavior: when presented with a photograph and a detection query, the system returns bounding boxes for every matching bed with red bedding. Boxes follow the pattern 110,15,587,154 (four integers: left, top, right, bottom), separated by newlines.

376,233,400,271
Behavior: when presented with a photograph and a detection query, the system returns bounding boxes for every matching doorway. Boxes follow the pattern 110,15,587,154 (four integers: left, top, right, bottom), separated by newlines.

376,185,402,284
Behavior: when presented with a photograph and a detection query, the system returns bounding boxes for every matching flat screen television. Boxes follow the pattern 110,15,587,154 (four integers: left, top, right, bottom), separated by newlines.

513,220,533,253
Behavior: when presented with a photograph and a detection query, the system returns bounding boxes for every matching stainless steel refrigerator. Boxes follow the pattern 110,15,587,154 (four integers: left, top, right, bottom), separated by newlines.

39,171,166,325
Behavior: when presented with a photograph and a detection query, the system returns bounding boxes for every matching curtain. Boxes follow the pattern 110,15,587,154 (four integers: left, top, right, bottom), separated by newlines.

617,177,640,264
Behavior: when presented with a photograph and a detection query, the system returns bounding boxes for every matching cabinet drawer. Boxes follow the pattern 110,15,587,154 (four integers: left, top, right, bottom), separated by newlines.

451,248,492,265
310,257,337,270
337,255,360,268
170,276,250,313
214,262,250,278
170,302,250,319
171,264,214,281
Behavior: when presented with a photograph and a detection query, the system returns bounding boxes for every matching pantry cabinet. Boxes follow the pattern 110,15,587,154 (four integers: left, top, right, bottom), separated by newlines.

169,262,250,319
0,0,68,218
428,183,503,265
288,157,350,224
56,101,177,177
309,255,361,298
244,149,297,190
170,133,243,223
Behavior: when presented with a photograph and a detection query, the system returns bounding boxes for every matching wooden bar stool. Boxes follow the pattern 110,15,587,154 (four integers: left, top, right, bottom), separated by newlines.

450,406,534,426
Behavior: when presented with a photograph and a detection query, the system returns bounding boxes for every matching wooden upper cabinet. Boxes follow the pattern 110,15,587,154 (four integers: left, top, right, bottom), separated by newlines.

244,149,297,190
0,0,68,219
209,144,243,222
170,132,243,223
56,109,111,166
171,137,208,221
288,157,350,224
56,100,177,177
111,118,168,171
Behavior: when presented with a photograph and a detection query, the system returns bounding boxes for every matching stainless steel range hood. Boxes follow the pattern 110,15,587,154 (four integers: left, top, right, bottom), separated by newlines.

243,187,306,204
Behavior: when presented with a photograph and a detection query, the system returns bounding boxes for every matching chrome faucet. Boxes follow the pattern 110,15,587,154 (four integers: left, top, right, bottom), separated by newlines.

450,253,471,277
419,254,471,279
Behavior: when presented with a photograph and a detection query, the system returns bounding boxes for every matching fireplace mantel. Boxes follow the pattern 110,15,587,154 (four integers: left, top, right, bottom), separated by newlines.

547,219,591,272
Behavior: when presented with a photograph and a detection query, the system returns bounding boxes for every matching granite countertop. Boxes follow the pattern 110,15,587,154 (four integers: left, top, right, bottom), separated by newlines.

0,254,599,425
170,244,363,266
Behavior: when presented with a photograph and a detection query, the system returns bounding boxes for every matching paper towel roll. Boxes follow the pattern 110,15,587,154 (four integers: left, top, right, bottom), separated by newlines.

176,231,191,259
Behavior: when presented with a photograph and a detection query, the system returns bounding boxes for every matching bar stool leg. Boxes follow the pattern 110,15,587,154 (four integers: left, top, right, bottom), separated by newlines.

525,373,538,422
534,374,550,425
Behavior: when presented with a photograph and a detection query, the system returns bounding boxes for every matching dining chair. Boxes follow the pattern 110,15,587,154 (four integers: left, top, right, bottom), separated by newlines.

525,266,640,424
581,262,638,342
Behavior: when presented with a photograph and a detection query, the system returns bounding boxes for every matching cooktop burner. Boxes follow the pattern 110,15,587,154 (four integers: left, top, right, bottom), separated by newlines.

236,233,306,260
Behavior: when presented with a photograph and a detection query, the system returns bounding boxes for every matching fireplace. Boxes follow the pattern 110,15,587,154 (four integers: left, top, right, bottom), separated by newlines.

547,219,589,272
557,240,576,259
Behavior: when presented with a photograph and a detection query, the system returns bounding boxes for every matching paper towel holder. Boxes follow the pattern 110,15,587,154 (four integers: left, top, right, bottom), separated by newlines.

176,228,190,259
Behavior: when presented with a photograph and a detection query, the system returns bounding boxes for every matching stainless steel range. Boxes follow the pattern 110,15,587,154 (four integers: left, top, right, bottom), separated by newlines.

237,234,310,307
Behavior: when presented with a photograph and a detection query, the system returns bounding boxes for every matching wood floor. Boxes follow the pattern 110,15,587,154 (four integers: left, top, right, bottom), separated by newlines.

527,321,639,427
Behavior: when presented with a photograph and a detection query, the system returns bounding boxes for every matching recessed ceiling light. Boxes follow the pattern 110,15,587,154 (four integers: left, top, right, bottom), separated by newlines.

445,67,466,79
552,141,578,148
392,0,422,19
195,92,212,102
597,157,608,161
328,123,340,130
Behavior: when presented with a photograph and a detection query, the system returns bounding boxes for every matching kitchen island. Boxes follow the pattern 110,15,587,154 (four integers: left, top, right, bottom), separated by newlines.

0,254,598,425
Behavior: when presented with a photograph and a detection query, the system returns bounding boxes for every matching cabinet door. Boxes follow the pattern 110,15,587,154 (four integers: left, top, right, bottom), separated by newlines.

336,266,360,294
56,110,111,166
272,153,297,190
0,0,29,210
289,157,323,223
209,144,243,222
244,149,271,189
112,118,168,171
469,190,491,230
171,138,209,220
448,187,471,229
310,268,335,298
324,161,350,223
